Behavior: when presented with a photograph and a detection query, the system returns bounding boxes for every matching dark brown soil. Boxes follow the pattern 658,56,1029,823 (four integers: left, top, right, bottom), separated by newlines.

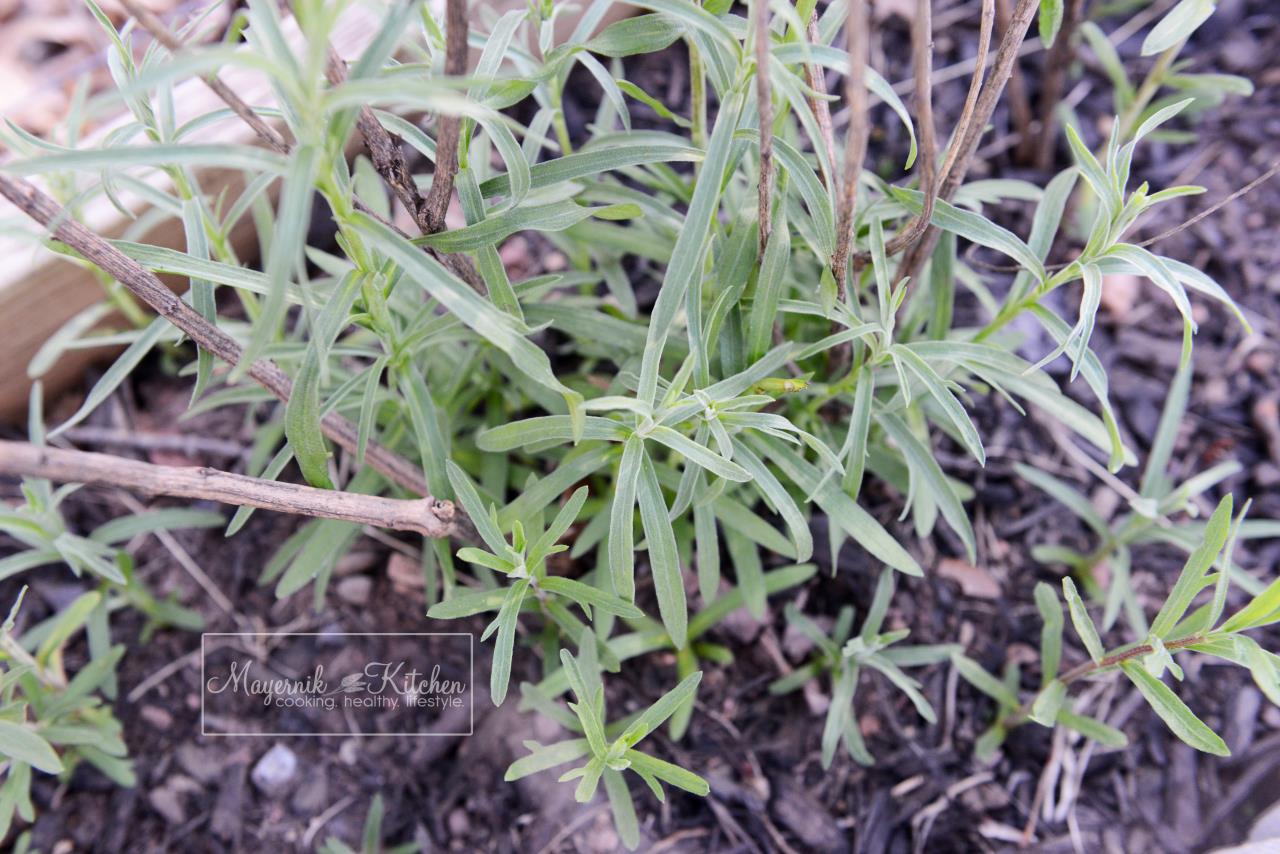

2,2,1279,852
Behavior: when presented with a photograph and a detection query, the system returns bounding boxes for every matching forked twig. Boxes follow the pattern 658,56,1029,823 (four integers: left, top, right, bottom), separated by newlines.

420,0,468,235
0,441,455,537
830,0,870,296
326,49,426,226
0,173,461,538
754,0,775,255
850,0,938,264
895,0,1039,285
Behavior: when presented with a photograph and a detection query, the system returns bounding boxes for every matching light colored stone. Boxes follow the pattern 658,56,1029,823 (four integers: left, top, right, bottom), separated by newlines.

336,574,372,605
250,744,298,796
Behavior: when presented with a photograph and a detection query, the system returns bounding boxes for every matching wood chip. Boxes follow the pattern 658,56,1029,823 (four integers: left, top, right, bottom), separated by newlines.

936,557,1001,599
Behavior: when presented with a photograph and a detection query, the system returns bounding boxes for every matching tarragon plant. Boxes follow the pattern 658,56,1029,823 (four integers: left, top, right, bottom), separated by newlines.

954,495,1280,759
506,639,709,850
0,0,1270,846
770,569,957,767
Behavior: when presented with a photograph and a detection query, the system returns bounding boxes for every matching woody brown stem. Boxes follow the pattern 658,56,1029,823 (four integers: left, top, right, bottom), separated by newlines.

0,441,455,537
420,0,468,235
1032,0,1086,169
895,0,1039,287
121,0,483,291
830,0,870,297
754,0,775,256
850,0,938,264
803,14,838,189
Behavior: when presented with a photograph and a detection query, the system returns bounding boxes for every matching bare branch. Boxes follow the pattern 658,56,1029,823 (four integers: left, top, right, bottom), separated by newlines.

850,0,938,264
1137,156,1280,249
118,0,291,154
420,0,469,235
0,174,463,537
0,441,455,537
803,14,838,189
326,49,426,226
830,0,870,296
896,0,1039,285
121,0,484,291
937,0,996,192
754,0,775,255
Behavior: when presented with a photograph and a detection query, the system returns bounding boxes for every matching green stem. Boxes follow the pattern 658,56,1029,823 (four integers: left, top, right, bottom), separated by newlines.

689,38,708,159
1116,42,1183,142
550,81,574,156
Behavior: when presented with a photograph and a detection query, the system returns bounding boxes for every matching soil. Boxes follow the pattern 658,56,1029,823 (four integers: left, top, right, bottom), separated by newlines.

2,1,1279,852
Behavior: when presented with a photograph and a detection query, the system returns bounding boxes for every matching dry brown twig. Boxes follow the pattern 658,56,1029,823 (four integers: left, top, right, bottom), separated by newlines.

325,48,426,226
803,14,838,190
0,441,456,537
895,0,1039,285
849,0,938,266
830,0,870,296
420,0,468,235
937,0,997,195
754,0,775,256
0,173,466,539
118,0,292,155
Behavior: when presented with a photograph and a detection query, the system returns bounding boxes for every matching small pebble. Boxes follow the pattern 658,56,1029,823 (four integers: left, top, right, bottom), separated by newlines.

140,705,172,730
336,575,372,605
250,744,298,796
447,806,470,837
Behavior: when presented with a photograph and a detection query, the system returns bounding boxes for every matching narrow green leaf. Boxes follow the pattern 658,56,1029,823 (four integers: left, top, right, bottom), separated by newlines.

1057,709,1128,747
1151,494,1231,638
0,721,62,775
1142,0,1215,56
540,576,644,619
610,436,645,600
1029,679,1067,726
1034,581,1064,684
491,578,532,706
952,653,1019,708
1062,577,1105,663
637,451,687,646
1121,661,1228,755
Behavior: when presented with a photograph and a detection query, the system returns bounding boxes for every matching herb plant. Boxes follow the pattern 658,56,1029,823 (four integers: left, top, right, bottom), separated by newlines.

770,568,958,767
0,0,1273,847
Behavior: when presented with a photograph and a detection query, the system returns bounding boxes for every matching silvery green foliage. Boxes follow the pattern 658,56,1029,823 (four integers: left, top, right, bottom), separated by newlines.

0,0,1272,847
0,589,136,837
